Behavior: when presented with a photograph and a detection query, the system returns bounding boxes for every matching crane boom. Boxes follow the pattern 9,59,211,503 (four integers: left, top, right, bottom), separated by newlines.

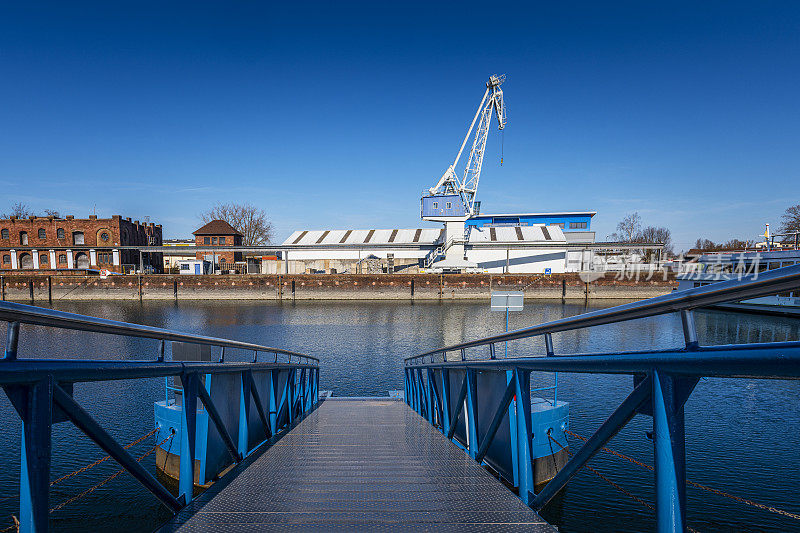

426,75,506,217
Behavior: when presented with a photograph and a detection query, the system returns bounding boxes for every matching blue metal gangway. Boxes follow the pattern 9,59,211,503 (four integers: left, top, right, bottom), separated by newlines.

405,264,800,532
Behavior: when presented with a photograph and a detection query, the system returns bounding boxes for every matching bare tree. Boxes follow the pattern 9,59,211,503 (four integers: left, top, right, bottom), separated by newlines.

692,238,754,251
43,209,61,218
779,204,800,238
610,212,642,242
200,202,273,246
639,226,673,256
2,202,32,219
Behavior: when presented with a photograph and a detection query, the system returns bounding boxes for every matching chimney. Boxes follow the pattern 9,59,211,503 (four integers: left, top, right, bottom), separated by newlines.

66,215,74,220
134,220,139,226
89,215,97,220
126,217,131,222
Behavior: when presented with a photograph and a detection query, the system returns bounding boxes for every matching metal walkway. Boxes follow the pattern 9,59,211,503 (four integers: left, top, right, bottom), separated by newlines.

162,398,553,532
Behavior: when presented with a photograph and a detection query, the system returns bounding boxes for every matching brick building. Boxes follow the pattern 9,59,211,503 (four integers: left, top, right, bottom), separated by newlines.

193,220,243,266
0,215,163,273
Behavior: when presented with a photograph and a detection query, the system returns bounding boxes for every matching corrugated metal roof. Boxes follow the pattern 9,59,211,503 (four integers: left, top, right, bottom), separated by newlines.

283,225,567,246
283,228,443,246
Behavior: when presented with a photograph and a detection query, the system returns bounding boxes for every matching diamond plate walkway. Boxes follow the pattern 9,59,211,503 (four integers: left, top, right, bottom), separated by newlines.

161,398,554,532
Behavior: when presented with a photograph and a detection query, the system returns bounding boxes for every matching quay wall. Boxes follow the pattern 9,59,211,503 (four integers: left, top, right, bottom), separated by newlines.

0,273,677,302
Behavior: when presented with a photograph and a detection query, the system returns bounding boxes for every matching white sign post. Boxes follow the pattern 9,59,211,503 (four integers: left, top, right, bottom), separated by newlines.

491,291,523,357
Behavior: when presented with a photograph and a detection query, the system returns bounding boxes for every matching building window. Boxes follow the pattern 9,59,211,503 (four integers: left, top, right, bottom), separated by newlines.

432,202,438,209
73,231,84,245
553,223,565,228
58,254,67,264
569,222,588,229
1,228,9,239
20,253,33,269
2,255,10,264
98,252,112,264
212,237,218,245
20,232,28,245
446,202,452,209
219,236,226,245
40,254,49,265
100,231,110,242
180,263,190,271
38,228,46,239
204,237,210,244
57,228,65,239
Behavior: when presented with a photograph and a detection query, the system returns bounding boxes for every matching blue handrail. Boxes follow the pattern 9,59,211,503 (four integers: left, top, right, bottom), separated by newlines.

0,300,320,533
404,265,800,532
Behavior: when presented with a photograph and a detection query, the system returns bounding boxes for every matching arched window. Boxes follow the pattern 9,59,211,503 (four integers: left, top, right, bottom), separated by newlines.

1,228,8,239
73,231,84,245
38,228,46,239
2,255,10,264
20,253,33,269
57,228,65,239
75,252,89,269
40,254,49,265
20,232,28,245
58,254,67,264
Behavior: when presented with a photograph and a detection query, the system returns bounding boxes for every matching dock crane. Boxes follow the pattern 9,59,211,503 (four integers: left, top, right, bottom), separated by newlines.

421,75,507,270
423,74,507,219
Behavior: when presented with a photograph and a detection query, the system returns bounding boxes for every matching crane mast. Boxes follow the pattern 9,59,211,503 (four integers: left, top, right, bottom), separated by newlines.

425,74,506,218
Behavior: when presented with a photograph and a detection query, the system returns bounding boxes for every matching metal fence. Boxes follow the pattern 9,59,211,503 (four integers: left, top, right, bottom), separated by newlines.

404,264,800,532
0,300,319,532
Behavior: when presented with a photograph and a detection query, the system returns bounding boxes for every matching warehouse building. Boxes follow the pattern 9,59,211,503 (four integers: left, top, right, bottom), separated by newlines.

281,211,596,274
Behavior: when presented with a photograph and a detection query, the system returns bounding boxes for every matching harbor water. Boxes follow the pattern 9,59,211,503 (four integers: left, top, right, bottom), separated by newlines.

0,300,799,532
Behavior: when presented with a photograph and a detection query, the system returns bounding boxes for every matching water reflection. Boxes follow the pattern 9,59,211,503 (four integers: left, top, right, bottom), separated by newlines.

0,300,797,532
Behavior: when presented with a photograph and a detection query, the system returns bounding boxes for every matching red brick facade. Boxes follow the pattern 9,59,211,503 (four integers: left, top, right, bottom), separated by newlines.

0,214,163,273
193,220,243,264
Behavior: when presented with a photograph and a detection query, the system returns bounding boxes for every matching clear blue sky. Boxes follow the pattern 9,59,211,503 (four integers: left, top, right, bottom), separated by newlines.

1,2,798,250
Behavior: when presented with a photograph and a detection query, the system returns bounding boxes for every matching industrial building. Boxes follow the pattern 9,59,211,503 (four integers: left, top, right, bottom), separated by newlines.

281,211,596,274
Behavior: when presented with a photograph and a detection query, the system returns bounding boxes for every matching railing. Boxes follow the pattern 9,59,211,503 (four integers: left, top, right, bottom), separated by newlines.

404,264,800,532
0,300,320,532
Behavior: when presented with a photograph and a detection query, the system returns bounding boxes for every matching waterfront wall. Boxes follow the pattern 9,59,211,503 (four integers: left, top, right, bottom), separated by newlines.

0,273,676,301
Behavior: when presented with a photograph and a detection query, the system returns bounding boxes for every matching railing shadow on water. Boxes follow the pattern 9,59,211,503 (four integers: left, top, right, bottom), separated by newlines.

404,264,800,532
0,301,319,532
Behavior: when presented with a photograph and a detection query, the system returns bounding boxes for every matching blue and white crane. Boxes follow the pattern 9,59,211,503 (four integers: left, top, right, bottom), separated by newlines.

422,74,507,269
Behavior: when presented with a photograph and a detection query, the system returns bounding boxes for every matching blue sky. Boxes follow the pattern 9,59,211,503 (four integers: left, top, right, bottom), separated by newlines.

1,2,798,250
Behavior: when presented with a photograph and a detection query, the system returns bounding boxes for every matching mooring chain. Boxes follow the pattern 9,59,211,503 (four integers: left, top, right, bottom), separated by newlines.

50,427,160,487
50,430,175,514
564,429,800,522
547,433,703,533
0,428,173,533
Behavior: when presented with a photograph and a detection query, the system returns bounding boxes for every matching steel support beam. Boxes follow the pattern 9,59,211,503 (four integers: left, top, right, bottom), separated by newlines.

15,378,52,533
51,384,181,513
179,372,198,504
447,373,469,440
197,380,241,463
248,372,270,438
532,376,653,509
653,371,687,532
465,369,479,459
238,371,251,457
439,369,451,436
513,369,534,504
476,379,515,463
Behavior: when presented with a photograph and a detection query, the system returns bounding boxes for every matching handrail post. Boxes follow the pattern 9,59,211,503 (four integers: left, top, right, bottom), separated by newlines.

681,310,699,351
268,370,278,436
425,368,435,425
489,343,496,360
653,370,687,532
440,368,451,436
219,346,225,363
465,368,478,459
179,372,199,504
460,348,466,361
238,371,251,457
513,367,534,504
157,340,165,362
4,321,20,360
544,333,554,356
